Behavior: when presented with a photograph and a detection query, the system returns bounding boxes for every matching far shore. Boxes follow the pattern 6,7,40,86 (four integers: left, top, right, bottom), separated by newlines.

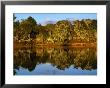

14,42,97,48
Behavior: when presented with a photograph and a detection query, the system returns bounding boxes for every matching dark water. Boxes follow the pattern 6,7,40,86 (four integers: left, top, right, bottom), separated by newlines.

14,46,97,75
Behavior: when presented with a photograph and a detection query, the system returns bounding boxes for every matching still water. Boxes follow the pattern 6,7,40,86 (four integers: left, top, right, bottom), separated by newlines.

14,46,97,75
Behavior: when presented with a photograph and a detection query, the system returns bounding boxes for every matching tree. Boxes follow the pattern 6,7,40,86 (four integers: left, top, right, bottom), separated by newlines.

19,16,37,41
13,14,20,41
73,19,97,43
52,20,72,44
13,14,16,22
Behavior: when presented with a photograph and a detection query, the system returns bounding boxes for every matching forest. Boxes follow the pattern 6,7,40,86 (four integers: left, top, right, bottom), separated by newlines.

13,15,97,47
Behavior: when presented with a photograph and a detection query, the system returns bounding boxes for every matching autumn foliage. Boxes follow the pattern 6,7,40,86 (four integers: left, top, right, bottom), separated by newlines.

13,15,97,46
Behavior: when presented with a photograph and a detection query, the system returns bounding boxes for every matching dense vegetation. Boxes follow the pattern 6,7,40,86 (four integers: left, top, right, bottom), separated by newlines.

13,15,97,75
14,15,97,46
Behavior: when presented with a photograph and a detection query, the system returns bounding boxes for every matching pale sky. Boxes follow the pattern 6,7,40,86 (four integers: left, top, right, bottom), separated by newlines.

15,13,97,25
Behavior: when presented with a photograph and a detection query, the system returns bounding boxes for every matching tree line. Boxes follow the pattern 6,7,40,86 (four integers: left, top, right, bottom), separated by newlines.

13,15,97,45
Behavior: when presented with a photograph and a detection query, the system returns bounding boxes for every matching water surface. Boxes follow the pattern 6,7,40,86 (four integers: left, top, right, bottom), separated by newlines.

14,46,97,75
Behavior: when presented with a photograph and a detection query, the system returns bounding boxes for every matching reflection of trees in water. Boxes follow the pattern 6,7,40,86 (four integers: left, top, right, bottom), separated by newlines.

73,48,97,70
14,47,37,73
14,47,97,75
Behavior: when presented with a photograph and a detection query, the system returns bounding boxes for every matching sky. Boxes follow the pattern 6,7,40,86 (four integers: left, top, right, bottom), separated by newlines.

15,13,97,25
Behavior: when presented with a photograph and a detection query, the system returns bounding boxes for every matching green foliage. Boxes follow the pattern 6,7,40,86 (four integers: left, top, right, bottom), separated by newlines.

20,16,37,33
14,16,37,41
52,20,72,44
13,16,97,44
13,14,16,21
73,19,97,43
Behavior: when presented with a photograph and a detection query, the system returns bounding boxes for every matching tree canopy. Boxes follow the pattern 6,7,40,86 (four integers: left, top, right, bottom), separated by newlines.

13,15,97,45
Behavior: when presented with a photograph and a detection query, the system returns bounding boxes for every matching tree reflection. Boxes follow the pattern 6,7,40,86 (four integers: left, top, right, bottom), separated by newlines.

14,46,97,75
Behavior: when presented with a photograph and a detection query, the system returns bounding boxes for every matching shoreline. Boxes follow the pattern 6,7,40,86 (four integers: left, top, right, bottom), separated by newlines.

14,42,97,48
